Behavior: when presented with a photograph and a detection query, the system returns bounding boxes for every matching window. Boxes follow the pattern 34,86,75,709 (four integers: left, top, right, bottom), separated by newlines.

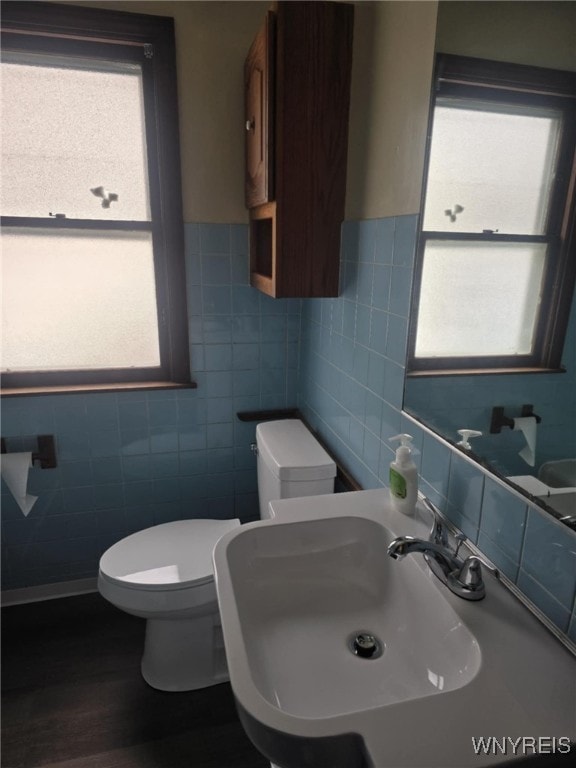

408,55,576,374
1,2,191,393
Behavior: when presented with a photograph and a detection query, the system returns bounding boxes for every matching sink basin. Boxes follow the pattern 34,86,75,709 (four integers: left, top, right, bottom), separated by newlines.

219,515,480,719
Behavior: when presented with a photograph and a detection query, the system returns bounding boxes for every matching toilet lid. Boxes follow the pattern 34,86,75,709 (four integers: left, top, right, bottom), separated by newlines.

99,519,240,590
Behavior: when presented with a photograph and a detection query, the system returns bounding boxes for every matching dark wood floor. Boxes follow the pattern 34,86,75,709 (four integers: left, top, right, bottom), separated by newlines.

1,592,270,768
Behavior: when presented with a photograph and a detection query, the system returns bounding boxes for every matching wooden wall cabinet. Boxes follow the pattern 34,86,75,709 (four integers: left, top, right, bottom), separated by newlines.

244,1,354,298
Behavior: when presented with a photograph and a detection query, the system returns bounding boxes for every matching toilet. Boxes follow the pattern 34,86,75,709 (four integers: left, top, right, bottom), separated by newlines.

98,419,336,692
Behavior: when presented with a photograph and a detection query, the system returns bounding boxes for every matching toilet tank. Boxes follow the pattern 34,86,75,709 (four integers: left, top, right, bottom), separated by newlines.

256,419,336,520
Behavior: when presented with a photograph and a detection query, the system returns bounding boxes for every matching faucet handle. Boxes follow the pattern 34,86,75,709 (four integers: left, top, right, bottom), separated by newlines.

470,555,499,577
444,555,500,600
456,555,499,591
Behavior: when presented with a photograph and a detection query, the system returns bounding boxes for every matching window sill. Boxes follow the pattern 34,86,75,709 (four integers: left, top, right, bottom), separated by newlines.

0,380,197,398
406,367,566,378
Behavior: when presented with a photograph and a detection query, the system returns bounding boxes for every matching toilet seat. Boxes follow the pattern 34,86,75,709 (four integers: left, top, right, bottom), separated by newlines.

99,519,240,591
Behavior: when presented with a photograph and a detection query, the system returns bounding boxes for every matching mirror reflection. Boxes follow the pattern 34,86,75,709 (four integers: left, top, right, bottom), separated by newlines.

403,1,576,521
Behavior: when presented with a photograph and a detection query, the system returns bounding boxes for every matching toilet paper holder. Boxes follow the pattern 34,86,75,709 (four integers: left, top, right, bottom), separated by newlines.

0,434,57,469
490,405,541,434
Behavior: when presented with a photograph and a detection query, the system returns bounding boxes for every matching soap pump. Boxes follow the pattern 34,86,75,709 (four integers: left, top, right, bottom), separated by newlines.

388,434,418,516
456,429,482,450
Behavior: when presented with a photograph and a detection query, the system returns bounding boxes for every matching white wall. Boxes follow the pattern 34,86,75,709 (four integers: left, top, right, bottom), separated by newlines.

436,1,576,70
346,1,437,220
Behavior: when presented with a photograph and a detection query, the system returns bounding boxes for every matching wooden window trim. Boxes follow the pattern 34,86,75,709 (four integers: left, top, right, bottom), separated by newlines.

407,54,576,376
1,2,192,394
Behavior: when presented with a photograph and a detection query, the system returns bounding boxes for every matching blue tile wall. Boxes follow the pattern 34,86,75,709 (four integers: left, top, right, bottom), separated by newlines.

298,215,576,644
1,223,299,590
404,295,576,477
298,217,413,492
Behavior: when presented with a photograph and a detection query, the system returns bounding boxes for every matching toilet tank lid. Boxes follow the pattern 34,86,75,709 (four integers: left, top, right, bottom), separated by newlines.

256,419,336,482
99,519,240,589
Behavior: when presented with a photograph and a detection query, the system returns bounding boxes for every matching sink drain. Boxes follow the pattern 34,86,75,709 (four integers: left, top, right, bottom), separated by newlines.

348,631,384,659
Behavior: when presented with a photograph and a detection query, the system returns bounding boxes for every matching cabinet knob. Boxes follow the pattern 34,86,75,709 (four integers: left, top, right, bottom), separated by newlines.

245,118,255,132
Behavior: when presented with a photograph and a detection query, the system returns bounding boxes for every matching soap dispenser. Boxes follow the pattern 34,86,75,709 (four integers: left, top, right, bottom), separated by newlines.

388,434,418,516
456,429,482,450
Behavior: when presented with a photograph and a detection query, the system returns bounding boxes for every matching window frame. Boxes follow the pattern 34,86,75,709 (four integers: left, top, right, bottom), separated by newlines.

1,1,192,394
407,54,576,376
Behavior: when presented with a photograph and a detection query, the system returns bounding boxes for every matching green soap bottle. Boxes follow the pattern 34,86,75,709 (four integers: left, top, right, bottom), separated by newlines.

389,434,418,516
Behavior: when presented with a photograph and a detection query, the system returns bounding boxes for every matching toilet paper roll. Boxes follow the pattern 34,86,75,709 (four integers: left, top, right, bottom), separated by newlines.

0,452,38,516
513,416,538,467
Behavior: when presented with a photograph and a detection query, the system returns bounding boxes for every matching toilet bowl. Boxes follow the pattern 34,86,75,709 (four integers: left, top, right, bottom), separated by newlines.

98,518,240,691
98,419,336,692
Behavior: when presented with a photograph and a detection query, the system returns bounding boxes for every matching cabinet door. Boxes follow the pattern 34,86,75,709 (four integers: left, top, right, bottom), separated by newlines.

244,12,274,209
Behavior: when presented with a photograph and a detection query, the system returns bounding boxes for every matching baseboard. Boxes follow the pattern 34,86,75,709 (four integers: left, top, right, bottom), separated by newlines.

1,577,98,606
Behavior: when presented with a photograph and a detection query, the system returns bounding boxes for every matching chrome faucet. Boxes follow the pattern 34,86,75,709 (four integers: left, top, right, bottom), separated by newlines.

388,535,460,570
387,498,499,601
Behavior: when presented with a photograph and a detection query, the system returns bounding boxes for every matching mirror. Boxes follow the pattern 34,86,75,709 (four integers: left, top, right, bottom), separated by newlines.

403,1,576,523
